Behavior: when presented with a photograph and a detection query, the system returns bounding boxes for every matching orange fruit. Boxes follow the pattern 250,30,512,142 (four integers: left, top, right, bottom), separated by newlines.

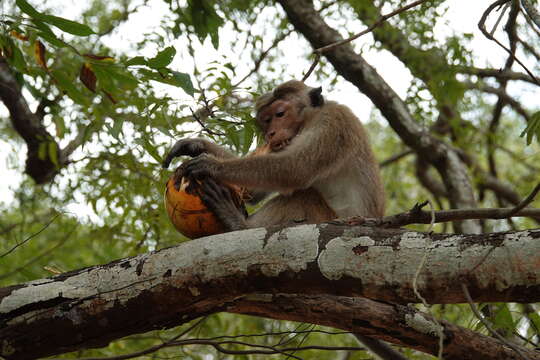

164,167,245,239
164,145,270,239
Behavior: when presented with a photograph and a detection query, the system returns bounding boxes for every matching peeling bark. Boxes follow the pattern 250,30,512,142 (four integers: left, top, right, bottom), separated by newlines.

1,224,539,359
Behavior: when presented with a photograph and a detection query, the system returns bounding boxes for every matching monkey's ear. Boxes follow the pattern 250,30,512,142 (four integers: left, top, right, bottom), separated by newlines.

309,86,324,107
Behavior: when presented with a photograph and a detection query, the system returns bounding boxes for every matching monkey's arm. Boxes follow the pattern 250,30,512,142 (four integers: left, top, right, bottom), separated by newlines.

162,138,236,169
185,104,357,192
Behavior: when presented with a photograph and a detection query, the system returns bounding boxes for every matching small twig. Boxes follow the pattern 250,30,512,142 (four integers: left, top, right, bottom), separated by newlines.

464,81,530,120
283,323,315,360
234,29,292,87
0,212,63,258
478,0,539,84
189,107,224,137
301,53,321,82
486,0,519,185
0,224,77,280
521,6,540,39
50,317,209,360
316,0,429,54
521,0,540,31
490,2,511,35
454,66,539,85
302,0,429,81
461,284,531,360
503,182,540,217
379,149,414,168
496,145,540,172
367,205,540,228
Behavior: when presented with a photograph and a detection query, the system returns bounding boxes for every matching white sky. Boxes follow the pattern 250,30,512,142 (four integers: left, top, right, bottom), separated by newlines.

0,0,537,215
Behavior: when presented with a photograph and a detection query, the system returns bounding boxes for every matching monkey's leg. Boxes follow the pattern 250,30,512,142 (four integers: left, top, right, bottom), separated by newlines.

199,178,248,232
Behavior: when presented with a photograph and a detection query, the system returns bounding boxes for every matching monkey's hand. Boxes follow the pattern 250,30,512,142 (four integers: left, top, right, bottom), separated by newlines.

199,178,247,231
183,153,222,180
162,139,209,168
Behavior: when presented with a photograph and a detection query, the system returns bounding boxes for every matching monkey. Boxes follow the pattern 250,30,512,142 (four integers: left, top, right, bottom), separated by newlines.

162,80,385,231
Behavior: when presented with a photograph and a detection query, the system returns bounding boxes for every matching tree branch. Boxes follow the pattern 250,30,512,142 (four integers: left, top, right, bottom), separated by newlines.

372,204,540,228
478,0,539,84
229,294,540,360
1,223,540,359
455,66,538,85
0,59,86,183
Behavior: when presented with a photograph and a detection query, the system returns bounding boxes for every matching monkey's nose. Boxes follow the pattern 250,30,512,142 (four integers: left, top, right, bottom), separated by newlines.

267,130,276,138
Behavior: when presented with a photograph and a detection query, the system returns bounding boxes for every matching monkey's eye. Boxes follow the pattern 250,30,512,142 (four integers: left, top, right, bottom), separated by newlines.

275,111,285,118
264,117,272,124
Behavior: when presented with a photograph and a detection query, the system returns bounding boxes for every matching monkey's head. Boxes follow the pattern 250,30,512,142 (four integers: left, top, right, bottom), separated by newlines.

255,80,324,152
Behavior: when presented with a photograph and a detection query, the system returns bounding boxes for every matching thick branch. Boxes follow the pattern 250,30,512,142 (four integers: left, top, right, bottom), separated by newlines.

228,294,540,360
1,224,539,359
0,59,60,183
0,59,80,183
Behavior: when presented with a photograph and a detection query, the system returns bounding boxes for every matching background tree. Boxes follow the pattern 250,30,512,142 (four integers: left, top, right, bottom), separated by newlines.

1,0,539,359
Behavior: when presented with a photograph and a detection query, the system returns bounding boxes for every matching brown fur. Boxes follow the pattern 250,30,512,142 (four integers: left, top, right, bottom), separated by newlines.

166,80,385,231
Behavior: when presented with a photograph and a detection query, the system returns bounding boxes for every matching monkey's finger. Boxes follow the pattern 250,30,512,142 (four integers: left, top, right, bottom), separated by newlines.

183,154,209,176
162,141,186,168
200,182,233,213
202,178,232,202
200,181,221,203
162,140,206,168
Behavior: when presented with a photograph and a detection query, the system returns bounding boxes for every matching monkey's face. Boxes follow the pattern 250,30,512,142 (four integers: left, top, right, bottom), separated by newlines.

257,99,303,152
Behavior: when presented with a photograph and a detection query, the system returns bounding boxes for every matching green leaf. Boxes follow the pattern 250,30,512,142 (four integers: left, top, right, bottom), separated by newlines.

16,0,94,36
125,56,147,66
225,126,240,152
16,0,42,18
138,69,194,96
52,69,89,106
242,125,253,154
48,142,59,166
147,46,176,69
91,64,113,91
80,123,96,148
520,111,540,145
42,15,95,36
169,71,195,96
53,116,66,138
493,304,514,335
135,138,161,163
32,19,55,35
106,119,124,140
37,142,47,160
188,0,224,49
37,31,66,48
92,64,138,94
107,67,139,90
8,41,27,71
528,312,540,334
